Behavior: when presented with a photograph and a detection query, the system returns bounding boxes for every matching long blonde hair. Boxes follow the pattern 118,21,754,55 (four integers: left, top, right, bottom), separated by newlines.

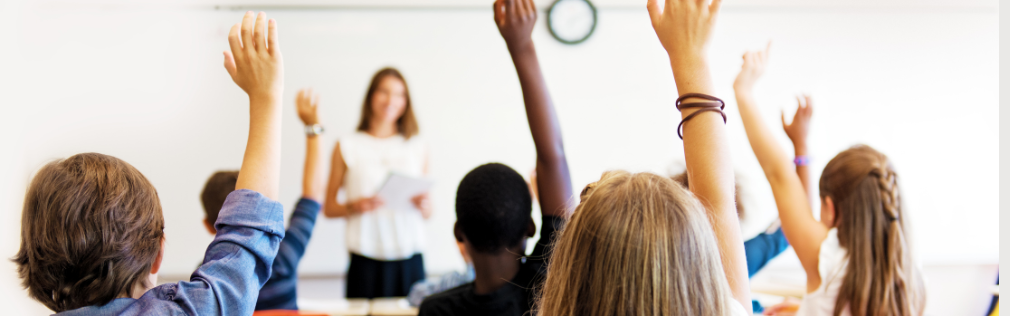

820,145,925,316
537,171,733,316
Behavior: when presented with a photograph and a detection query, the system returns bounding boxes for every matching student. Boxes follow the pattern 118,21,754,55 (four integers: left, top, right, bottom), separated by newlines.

323,67,431,299
198,89,327,310
417,0,573,314
406,241,475,307
536,0,752,314
733,45,925,315
13,12,287,315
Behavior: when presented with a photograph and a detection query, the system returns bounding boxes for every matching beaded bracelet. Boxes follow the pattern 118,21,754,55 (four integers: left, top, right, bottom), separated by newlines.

794,155,810,166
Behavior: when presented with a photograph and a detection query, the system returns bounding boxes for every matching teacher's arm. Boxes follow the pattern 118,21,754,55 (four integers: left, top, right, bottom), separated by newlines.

323,142,383,217
412,147,434,219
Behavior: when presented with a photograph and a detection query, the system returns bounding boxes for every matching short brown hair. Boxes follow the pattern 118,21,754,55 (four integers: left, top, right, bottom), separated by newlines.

356,67,419,139
200,170,239,225
13,153,165,312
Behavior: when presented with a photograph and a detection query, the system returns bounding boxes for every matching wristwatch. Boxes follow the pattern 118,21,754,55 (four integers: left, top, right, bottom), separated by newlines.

304,124,325,136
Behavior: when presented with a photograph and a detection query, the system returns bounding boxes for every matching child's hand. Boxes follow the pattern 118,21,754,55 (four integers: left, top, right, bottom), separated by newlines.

647,0,722,59
224,11,283,102
349,197,383,214
494,0,537,51
412,192,433,219
733,42,770,91
296,88,320,126
782,95,813,147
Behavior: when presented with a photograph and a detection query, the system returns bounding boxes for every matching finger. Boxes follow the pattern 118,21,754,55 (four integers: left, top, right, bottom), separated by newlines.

804,95,813,112
241,11,255,53
506,0,517,20
253,12,267,52
519,0,531,19
710,0,723,15
312,92,320,108
781,110,788,129
227,23,243,56
493,0,504,26
646,0,661,26
296,89,305,105
796,95,805,108
267,18,280,55
223,51,237,78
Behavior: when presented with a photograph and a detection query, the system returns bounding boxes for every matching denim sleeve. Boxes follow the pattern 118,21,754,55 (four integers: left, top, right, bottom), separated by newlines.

143,189,285,316
743,227,790,277
255,198,321,310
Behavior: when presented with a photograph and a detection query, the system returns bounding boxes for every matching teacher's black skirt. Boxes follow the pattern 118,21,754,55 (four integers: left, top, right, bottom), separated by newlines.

346,253,425,298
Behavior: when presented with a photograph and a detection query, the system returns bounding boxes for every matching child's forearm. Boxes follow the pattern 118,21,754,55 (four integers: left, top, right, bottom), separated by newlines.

793,141,811,197
302,134,325,202
509,43,572,217
237,96,283,200
671,54,750,309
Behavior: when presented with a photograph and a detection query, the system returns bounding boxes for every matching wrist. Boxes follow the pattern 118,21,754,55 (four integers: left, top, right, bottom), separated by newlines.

507,41,536,57
793,143,808,156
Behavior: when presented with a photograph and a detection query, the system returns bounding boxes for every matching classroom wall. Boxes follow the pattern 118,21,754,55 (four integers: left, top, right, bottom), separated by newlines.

1,0,998,313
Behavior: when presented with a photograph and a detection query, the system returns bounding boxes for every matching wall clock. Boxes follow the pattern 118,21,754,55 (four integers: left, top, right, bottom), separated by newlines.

547,0,598,45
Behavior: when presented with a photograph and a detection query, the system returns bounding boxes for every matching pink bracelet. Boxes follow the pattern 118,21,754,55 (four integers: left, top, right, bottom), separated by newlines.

794,156,810,166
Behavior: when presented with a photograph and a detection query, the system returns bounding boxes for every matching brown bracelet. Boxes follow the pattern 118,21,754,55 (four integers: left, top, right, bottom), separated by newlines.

678,108,727,139
676,93,725,110
675,93,727,140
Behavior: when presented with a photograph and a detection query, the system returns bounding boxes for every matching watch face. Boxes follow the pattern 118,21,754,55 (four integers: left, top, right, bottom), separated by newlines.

548,0,597,45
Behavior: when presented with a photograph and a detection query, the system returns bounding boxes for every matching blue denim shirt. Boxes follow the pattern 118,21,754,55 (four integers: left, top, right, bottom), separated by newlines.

255,198,321,311
56,189,285,316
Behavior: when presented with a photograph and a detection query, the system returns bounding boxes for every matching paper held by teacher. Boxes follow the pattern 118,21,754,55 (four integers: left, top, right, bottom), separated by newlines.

376,173,434,212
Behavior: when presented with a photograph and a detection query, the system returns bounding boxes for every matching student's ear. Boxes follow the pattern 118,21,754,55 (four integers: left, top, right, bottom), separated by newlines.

203,218,217,235
821,196,838,227
151,238,165,274
526,218,536,238
453,222,465,242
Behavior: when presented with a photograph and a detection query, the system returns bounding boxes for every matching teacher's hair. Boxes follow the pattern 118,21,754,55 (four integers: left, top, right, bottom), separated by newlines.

356,67,419,139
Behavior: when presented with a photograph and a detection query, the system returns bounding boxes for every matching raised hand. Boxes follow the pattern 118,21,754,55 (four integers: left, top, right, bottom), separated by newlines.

225,11,283,101
647,0,722,58
494,0,537,51
296,88,320,126
782,95,813,147
734,42,771,91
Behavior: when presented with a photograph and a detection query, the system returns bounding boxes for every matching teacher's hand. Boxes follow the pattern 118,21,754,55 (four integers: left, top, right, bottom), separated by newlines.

348,197,383,214
412,192,433,219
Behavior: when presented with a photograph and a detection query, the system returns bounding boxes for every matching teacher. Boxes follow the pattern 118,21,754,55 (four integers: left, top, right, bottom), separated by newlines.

324,67,432,299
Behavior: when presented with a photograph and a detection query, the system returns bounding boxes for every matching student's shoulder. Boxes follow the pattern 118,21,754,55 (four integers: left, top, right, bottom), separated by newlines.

418,282,474,315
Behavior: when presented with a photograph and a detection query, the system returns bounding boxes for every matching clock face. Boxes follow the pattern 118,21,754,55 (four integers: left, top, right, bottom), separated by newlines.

547,0,597,45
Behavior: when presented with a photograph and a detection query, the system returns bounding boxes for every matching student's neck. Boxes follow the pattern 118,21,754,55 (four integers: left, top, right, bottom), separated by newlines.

367,121,398,138
470,246,524,295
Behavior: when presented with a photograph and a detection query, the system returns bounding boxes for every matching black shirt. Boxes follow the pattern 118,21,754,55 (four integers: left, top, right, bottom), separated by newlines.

418,216,564,316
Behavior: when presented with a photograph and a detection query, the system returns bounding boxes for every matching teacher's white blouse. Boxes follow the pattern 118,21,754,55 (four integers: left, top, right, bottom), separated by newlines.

339,131,428,261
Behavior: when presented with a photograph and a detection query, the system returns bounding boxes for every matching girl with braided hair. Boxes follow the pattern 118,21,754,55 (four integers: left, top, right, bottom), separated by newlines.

733,44,925,316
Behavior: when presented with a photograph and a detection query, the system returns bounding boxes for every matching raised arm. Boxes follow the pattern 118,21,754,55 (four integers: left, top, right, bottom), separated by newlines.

296,89,326,202
782,95,813,196
648,0,750,311
494,0,572,217
224,11,284,200
732,45,827,291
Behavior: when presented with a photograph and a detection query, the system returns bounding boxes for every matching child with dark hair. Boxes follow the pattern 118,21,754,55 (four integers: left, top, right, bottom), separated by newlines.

13,12,288,315
198,88,327,311
417,0,573,314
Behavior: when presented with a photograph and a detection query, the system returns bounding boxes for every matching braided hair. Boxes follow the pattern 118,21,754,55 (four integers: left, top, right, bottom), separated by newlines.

819,145,925,316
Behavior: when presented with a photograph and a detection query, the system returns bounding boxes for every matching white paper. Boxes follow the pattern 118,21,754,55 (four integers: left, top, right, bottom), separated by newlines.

376,173,434,212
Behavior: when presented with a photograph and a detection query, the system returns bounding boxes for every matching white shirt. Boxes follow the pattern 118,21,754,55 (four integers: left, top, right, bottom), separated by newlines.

796,228,851,316
339,131,428,261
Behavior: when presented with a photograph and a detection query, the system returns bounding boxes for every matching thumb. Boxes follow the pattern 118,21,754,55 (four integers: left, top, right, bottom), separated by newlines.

223,51,237,78
646,0,661,26
781,110,789,130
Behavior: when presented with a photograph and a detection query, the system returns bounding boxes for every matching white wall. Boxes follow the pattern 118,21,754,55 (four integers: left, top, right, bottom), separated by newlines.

1,0,998,313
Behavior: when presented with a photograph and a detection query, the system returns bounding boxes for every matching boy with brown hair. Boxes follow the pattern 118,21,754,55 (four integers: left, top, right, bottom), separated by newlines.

199,88,327,311
14,11,288,315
